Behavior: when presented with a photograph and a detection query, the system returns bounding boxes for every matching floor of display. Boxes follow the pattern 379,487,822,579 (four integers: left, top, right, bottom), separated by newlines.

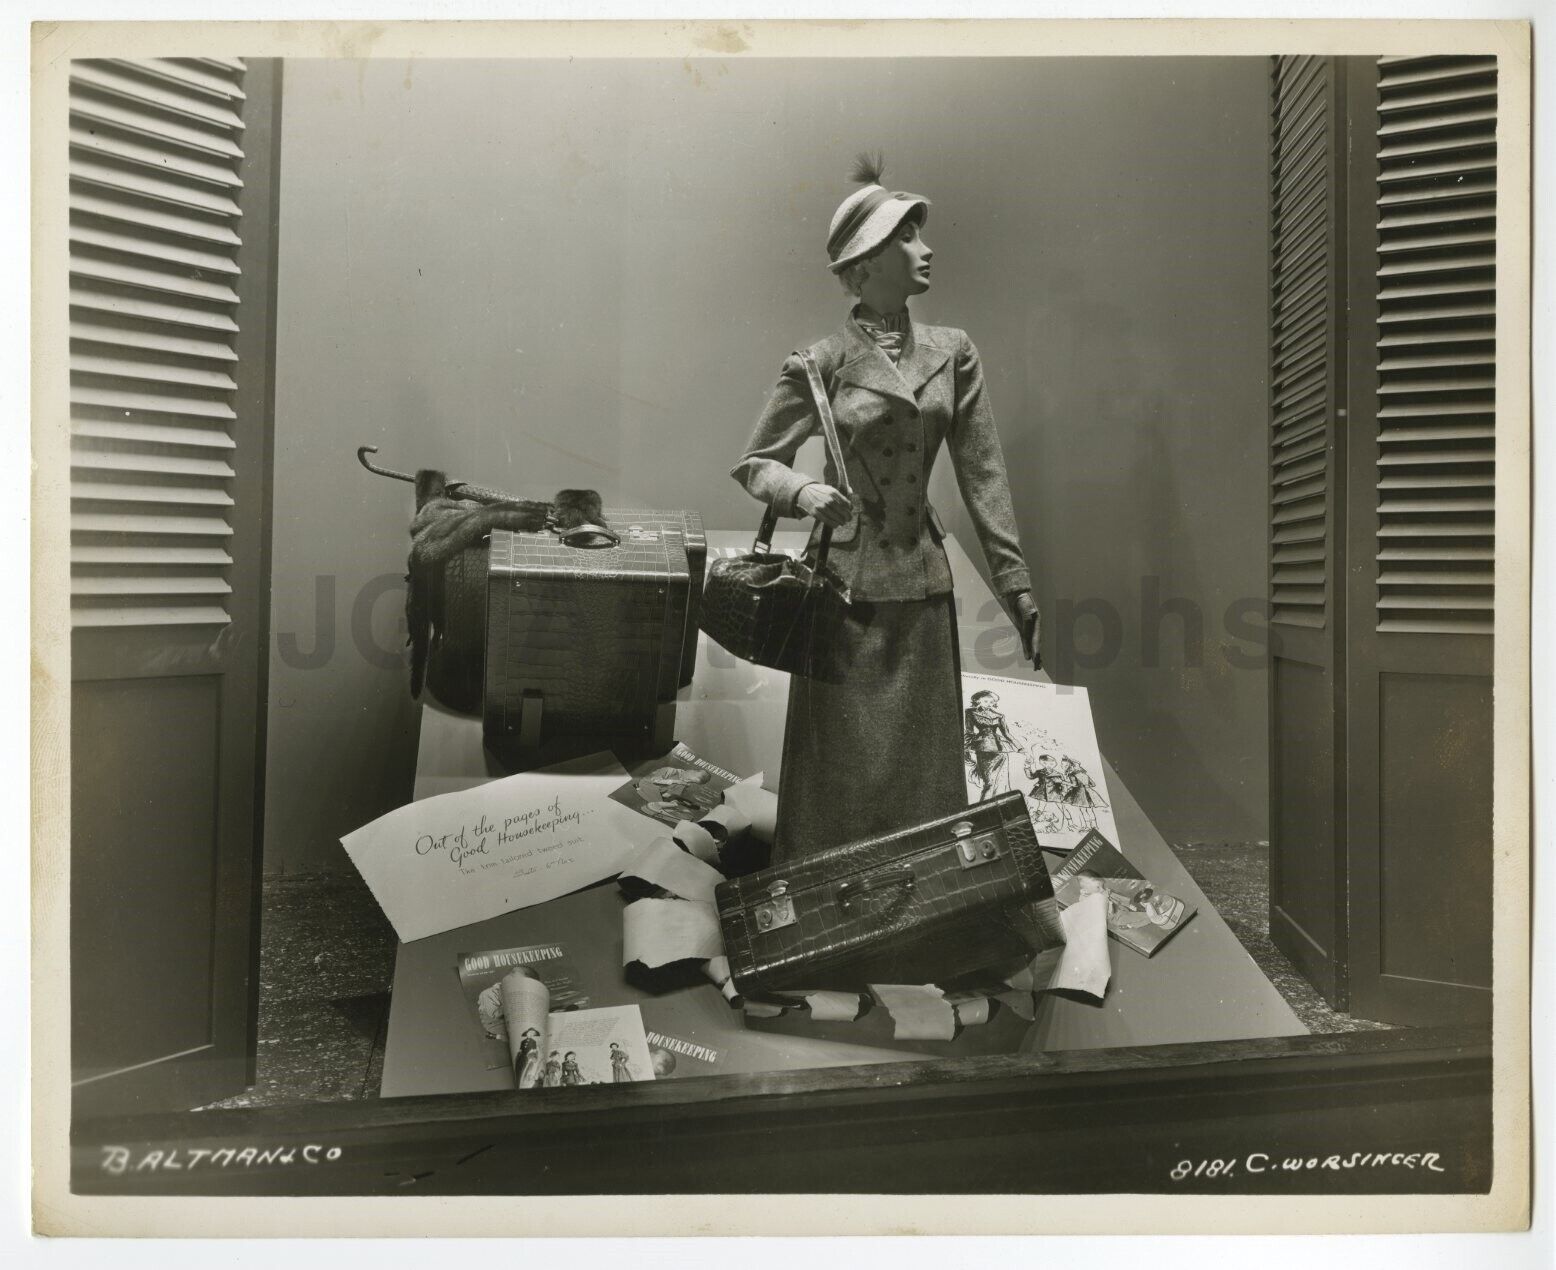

202,839,1389,1111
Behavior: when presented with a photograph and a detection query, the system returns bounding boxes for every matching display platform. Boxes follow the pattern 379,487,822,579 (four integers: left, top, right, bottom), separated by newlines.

382,532,1304,1098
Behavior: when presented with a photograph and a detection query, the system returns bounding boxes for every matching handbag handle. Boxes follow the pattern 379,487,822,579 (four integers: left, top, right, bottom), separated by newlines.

749,348,853,573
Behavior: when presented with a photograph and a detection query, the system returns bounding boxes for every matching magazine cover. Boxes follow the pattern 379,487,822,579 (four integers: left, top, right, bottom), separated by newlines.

609,741,746,828
457,943,589,1073
961,673,1118,852
1047,829,1197,957
644,1028,725,1080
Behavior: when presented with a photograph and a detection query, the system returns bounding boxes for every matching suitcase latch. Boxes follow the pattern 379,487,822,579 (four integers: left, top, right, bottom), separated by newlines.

951,820,1002,869
754,880,796,933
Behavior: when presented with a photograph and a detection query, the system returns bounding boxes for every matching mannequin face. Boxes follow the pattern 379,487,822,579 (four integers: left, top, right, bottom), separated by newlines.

858,216,932,310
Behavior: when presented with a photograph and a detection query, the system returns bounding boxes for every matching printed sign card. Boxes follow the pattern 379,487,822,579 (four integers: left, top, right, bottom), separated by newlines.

340,751,664,942
962,673,1119,853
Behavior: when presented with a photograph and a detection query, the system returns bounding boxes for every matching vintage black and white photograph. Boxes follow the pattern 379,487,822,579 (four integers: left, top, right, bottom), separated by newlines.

25,14,1535,1242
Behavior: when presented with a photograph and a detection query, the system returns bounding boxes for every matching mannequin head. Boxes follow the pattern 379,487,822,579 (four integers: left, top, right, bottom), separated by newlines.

838,208,932,312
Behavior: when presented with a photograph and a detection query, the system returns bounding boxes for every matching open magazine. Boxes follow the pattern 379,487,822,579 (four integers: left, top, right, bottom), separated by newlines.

457,942,589,1075
1046,829,1197,957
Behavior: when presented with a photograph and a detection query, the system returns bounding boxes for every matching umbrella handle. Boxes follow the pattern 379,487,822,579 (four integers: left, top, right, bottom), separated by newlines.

357,445,416,484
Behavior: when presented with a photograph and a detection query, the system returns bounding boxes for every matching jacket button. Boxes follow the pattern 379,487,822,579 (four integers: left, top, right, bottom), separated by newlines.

906,474,917,484
906,442,918,452
880,477,891,486
882,448,894,457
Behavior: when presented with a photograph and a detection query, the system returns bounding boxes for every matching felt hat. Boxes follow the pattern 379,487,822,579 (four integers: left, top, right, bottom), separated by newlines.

826,152,930,274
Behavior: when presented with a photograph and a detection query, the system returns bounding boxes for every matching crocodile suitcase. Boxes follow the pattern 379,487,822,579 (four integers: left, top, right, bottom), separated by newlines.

715,792,1062,996
483,524,690,753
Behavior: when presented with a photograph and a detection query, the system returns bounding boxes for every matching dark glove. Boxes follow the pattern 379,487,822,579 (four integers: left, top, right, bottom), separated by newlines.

1004,589,1042,671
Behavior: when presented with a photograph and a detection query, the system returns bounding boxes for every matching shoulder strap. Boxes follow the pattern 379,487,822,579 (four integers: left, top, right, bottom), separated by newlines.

798,347,852,499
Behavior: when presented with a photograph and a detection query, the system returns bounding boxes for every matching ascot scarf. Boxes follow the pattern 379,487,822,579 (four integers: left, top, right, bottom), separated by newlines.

853,303,911,363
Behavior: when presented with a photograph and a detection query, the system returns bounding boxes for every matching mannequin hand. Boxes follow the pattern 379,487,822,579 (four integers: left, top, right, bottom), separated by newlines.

796,483,852,528
1006,589,1041,670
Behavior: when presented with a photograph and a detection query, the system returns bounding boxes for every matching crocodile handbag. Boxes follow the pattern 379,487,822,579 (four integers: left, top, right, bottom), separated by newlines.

715,791,1063,996
700,348,853,682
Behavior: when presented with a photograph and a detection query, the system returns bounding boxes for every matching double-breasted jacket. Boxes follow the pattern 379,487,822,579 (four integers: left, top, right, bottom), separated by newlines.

731,313,1031,604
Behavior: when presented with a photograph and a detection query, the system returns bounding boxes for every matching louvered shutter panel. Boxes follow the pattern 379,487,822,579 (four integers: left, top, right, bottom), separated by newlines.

1269,54,1337,629
1266,55,1349,1009
1374,55,1496,635
69,57,248,628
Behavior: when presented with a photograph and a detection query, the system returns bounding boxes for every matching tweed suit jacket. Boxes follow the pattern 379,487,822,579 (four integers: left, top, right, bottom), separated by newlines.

731,313,1032,603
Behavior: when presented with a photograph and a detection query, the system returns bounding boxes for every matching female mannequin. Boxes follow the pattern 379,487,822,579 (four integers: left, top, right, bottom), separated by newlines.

732,156,1039,863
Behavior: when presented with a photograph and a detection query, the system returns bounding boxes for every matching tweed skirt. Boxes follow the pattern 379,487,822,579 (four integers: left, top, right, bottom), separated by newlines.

771,591,969,863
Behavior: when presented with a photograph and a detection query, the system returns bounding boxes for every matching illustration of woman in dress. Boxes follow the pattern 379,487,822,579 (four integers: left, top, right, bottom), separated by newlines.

543,1049,562,1087
609,1041,634,1083
963,690,1021,801
1023,752,1071,832
513,1027,542,1089
560,1050,584,1086
1060,756,1107,829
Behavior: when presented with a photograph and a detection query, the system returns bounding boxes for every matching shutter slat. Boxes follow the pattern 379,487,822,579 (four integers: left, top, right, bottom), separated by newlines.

70,257,240,305
71,449,235,478
1376,523,1493,539
70,224,242,276
1377,447,1492,466
70,63,246,132
72,353,237,391
1377,280,1494,303
1380,424,1495,442
72,482,236,507
1377,132,1496,162
1377,472,1494,491
1272,499,1326,527
1378,108,1497,138
1272,522,1325,546
1376,496,1495,513
109,58,248,103
1376,569,1492,586
70,191,241,247
72,513,234,536
72,385,236,420
1374,594,1494,611
73,576,233,597
1375,253,1493,278
1377,353,1494,372
71,320,238,362
1274,452,1328,484
70,157,242,218
1378,545,1493,561
70,97,245,160
1377,180,1496,208
72,605,231,628
70,127,245,189
72,419,236,450
70,288,239,333
1377,58,1498,90
72,544,234,566
1376,375,1495,394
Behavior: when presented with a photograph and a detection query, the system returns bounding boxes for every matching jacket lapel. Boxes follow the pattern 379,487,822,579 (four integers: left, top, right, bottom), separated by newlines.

896,328,953,399
834,316,916,409
834,316,954,407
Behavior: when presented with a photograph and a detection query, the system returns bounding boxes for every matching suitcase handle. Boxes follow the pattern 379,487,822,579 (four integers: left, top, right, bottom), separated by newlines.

556,522,621,549
836,866,916,912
